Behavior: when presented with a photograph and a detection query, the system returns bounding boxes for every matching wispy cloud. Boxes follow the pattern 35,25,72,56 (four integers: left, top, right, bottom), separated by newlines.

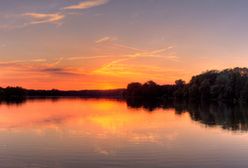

0,57,82,77
0,0,110,29
31,58,47,62
95,36,114,44
0,14,27,30
93,38,179,79
47,57,64,67
89,36,181,82
95,37,177,61
39,67,81,76
67,55,113,61
64,0,110,10
24,12,65,25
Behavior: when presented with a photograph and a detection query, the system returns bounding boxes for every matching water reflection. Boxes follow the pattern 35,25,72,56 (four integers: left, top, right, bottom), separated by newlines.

186,102,248,131
0,98,248,167
1,97,248,132
127,98,248,132
0,97,27,106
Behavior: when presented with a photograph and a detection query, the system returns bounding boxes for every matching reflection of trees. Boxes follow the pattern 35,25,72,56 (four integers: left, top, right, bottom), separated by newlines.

126,97,163,111
186,102,248,131
0,97,27,106
127,98,248,132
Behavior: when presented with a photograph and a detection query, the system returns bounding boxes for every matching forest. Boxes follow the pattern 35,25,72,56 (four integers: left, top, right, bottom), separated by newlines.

124,67,248,103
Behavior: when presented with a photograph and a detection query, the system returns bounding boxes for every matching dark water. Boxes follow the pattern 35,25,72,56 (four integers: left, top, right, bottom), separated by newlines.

0,98,248,168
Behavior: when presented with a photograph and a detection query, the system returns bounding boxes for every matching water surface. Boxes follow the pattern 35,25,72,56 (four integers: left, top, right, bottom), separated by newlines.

0,98,248,168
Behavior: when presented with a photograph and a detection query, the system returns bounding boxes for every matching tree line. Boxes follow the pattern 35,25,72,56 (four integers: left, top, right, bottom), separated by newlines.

124,67,248,103
1,67,248,103
0,87,125,99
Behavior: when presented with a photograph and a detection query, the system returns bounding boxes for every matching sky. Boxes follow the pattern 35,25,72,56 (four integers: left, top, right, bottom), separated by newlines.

1,0,248,90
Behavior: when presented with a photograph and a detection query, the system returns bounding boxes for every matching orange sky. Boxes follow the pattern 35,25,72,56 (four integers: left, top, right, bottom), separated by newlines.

1,0,248,90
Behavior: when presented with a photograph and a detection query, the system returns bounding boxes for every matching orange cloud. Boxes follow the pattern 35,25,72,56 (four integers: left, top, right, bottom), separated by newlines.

92,39,179,79
64,0,110,10
24,12,65,24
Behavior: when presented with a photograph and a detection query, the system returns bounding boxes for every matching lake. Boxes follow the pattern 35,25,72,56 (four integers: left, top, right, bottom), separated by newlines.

0,98,248,168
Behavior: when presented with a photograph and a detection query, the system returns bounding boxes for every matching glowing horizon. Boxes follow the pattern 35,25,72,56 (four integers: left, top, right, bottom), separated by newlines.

1,0,248,90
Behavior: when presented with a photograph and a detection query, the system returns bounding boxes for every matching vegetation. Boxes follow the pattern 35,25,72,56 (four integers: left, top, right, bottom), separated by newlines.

2,67,248,103
0,87,27,98
0,87,125,100
125,67,248,103
27,89,125,98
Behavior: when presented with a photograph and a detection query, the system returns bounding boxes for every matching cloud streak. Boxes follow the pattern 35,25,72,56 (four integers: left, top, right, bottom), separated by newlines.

39,68,81,76
0,58,83,78
1,0,110,29
67,55,113,61
64,0,110,10
93,39,179,78
24,13,65,25
95,36,113,44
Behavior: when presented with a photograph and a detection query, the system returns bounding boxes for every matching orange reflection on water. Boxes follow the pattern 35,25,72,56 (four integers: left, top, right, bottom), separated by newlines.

0,99,248,168
0,98,192,145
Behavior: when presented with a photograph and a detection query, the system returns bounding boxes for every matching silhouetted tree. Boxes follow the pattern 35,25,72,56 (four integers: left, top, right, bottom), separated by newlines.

126,82,143,97
3,87,27,98
174,79,186,99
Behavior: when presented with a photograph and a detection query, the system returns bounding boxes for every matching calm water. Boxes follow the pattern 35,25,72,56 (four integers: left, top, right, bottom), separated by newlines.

0,98,248,168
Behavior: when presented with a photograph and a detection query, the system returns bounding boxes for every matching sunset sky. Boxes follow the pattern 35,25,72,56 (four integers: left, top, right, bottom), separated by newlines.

1,0,248,90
